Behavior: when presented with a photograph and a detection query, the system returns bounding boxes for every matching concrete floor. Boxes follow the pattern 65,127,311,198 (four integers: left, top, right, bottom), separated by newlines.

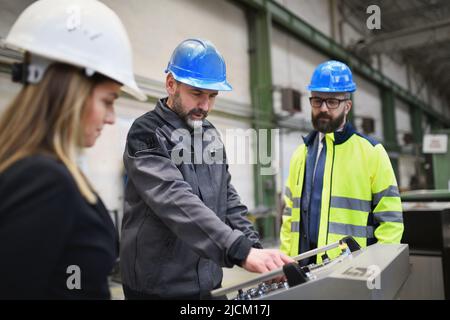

109,280,125,300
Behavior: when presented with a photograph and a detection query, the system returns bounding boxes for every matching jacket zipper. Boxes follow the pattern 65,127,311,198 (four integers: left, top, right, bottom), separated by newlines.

325,142,335,245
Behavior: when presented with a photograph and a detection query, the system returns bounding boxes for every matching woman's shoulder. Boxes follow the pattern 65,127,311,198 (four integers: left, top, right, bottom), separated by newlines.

1,154,77,191
7,154,70,176
0,154,91,222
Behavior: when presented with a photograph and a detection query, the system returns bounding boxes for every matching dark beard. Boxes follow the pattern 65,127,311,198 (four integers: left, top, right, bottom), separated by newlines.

312,110,346,133
171,92,188,120
171,92,208,123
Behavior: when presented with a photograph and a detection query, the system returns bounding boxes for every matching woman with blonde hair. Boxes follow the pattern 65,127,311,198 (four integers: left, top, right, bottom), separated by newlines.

0,0,145,299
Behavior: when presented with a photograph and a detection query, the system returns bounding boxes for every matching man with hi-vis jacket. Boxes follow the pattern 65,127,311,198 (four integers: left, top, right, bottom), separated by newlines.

280,60,404,266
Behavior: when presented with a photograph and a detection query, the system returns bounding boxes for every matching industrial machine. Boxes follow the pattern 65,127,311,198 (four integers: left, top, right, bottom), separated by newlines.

400,191,450,299
211,237,410,300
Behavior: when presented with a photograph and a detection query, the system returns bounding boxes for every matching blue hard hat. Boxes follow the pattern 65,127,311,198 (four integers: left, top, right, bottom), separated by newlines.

165,38,232,91
307,60,356,92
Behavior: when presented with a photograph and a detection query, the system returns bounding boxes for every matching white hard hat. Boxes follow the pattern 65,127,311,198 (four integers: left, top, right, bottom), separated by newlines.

4,0,146,101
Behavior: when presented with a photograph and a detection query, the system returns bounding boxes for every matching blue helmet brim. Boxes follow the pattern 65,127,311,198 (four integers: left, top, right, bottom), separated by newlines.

307,85,356,93
169,72,233,91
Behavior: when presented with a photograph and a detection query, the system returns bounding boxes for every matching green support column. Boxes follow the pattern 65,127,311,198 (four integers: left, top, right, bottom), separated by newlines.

430,116,443,130
411,106,423,145
410,106,423,188
247,8,276,239
381,88,400,182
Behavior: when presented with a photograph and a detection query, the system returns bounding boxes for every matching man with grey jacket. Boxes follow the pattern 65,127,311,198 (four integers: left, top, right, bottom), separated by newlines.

120,39,293,300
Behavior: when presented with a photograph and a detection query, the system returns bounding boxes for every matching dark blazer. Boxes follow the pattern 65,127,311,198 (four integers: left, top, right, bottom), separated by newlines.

0,155,118,299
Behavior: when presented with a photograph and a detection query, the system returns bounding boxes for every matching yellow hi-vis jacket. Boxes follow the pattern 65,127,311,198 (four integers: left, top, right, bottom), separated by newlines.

280,123,404,262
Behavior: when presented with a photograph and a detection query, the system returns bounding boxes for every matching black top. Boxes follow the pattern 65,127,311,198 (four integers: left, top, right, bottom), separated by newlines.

0,155,118,299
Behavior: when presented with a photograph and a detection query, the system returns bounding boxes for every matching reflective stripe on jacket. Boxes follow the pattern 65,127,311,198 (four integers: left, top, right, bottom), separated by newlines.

280,122,404,262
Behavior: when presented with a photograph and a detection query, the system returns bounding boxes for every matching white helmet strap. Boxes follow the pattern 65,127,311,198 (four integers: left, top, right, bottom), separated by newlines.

14,54,96,84
27,54,52,84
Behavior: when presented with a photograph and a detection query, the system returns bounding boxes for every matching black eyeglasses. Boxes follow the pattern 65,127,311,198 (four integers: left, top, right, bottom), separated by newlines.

309,97,349,109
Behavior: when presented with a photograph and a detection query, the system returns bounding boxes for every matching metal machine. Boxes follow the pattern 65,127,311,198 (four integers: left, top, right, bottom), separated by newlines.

400,192,450,299
211,237,410,300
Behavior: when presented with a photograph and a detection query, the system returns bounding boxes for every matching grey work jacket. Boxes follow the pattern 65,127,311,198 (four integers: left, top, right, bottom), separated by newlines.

120,99,261,299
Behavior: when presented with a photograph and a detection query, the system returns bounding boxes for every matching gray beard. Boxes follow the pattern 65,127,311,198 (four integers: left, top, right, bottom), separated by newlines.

186,119,203,130
171,94,206,129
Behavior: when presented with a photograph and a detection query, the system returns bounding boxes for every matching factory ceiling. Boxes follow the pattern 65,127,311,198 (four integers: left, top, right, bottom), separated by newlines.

341,0,450,106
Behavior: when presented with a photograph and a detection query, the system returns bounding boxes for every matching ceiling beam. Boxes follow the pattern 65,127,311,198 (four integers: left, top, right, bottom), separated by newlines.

364,18,450,53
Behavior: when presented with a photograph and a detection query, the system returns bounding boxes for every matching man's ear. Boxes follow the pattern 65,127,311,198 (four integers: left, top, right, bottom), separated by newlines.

345,100,352,115
166,73,177,95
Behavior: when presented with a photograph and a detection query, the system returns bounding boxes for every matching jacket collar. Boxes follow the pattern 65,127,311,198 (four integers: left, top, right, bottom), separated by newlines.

155,98,188,130
302,130,318,147
303,121,356,146
334,121,356,145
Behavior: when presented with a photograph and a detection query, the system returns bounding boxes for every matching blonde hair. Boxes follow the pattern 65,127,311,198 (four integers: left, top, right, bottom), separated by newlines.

0,63,109,204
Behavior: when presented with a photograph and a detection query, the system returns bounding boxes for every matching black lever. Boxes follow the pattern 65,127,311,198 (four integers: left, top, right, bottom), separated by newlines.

283,262,309,287
339,236,361,252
